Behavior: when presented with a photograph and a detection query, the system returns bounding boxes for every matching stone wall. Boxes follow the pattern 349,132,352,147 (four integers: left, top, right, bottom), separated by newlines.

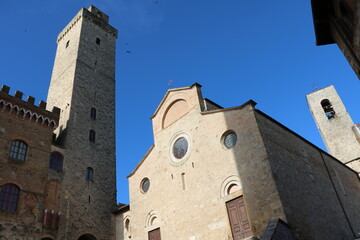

255,110,360,239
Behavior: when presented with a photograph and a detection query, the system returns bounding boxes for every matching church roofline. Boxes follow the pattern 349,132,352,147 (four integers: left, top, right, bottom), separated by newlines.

203,98,223,109
201,99,257,115
128,97,357,182
126,145,155,178
254,108,359,176
150,83,202,120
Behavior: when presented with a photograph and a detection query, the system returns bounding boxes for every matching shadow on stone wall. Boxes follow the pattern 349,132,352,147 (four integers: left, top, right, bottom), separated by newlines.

260,219,293,240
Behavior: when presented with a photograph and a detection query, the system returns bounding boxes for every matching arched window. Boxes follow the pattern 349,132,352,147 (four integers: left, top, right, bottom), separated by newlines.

90,107,97,120
49,152,63,171
321,99,336,120
89,130,96,142
124,218,130,233
0,184,20,211
87,167,94,181
227,183,241,195
9,140,28,161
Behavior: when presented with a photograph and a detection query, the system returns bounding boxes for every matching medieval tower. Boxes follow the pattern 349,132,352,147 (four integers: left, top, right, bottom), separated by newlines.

46,6,117,240
306,85,360,173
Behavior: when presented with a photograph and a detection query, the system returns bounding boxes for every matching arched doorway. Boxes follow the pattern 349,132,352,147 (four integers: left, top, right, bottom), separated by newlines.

78,234,97,240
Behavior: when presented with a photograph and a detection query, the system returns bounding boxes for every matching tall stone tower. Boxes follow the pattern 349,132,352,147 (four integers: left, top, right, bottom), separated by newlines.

306,85,360,173
46,6,117,240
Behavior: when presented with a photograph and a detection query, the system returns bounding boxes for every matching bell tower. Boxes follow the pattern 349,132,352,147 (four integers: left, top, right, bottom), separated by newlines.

46,6,117,240
306,85,360,173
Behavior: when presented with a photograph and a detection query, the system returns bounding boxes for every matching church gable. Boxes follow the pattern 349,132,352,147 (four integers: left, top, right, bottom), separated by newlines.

151,83,204,136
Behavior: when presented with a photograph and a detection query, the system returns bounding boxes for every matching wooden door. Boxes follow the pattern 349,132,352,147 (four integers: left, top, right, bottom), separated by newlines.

148,228,161,240
226,196,252,240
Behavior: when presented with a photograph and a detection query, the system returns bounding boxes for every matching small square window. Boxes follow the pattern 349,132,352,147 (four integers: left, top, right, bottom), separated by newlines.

96,38,101,45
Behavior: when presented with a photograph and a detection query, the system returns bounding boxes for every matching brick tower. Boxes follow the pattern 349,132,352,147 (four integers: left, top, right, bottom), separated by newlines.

46,6,117,240
306,85,360,173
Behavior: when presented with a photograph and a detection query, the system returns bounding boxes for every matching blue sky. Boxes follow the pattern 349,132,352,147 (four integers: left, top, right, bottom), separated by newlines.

0,0,359,204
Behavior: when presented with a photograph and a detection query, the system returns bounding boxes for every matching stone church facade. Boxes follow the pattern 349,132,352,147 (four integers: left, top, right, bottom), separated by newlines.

0,6,117,240
115,83,360,240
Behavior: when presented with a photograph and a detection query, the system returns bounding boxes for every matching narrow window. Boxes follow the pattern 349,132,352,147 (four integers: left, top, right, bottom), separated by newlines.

66,40,70,48
9,140,27,161
125,218,130,233
181,172,186,190
87,167,94,181
321,99,336,120
96,38,101,45
90,107,97,120
89,130,96,142
352,124,360,143
49,152,63,171
0,184,20,211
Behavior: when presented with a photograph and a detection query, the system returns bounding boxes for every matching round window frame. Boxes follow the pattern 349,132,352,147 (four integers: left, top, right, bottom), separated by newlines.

221,130,237,149
172,137,188,159
169,131,191,166
140,177,150,193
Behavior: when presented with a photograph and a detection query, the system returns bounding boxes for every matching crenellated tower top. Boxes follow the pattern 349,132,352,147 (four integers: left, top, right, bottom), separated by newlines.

0,85,60,128
57,5,117,44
